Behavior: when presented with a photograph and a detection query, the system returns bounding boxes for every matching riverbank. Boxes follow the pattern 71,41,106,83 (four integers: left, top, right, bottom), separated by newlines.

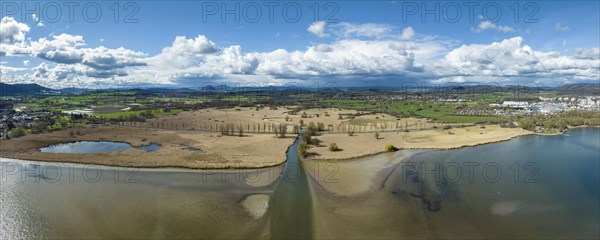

0,126,295,169
306,125,533,160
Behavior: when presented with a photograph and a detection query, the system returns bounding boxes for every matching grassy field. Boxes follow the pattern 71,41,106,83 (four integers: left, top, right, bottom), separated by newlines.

94,109,184,119
322,100,504,124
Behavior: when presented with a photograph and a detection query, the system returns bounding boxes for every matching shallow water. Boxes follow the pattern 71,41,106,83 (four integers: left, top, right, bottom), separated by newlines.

307,128,600,239
180,145,200,152
39,141,162,153
2,128,599,239
0,160,282,239
136,143,161,152
270,135,312,239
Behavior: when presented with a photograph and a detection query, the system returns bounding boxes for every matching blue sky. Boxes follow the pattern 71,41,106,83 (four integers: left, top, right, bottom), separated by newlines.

1,1,599,87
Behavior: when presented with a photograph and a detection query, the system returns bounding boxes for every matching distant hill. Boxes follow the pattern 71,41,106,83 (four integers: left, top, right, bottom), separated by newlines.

1,82,598,97
553,83,600,96
0,83,53,97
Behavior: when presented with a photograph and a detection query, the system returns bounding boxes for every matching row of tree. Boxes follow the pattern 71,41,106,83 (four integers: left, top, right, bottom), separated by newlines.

516,110,600,132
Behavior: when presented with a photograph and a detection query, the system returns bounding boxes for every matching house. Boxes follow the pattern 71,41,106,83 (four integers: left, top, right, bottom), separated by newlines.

501,101,528,109
0,122,7,139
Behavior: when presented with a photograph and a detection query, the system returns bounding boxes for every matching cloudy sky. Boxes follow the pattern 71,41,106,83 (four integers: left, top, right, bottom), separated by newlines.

0,1,598,88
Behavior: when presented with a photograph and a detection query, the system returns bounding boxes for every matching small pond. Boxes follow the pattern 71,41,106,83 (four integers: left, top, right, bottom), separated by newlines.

181,145,200,152
136,144,161,152
40,141,161,153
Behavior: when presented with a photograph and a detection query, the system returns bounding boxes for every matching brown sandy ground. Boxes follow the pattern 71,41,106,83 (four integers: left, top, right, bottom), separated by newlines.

142,107,357,132
0,126,295,169
306,125,532,160
141,107,445,133
304,151,437,239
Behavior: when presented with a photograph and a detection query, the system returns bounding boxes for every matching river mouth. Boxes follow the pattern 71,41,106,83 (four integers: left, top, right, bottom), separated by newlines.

39,141,162,153
2,128,599,239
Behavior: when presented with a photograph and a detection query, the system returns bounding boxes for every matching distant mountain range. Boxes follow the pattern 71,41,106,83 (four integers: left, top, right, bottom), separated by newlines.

0,83,53,97
552,83,600,96
0,82,598,97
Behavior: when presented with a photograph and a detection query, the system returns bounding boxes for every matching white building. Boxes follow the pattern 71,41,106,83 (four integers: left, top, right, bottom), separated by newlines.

501,101,529,109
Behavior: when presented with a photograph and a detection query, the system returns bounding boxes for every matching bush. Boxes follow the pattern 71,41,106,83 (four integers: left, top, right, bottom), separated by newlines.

308,122,318,134
310,138,321,146
328,143,339,152
9,127,26,138
301,131,313,143
298,141,309,158
385,144,398,152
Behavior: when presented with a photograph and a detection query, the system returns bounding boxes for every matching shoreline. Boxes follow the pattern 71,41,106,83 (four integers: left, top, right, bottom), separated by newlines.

304,133,531,162
305,125,534,161
0,156,288,171
0,126,296,170
1,125,592,169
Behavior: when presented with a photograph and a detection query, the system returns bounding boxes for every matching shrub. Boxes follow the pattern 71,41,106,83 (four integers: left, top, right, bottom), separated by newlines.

31,121,48,134
298,141,309,158
311,138,321,146
385,144,398,152
301,131,313,143
308,122,316,132
9,127,26,138
328,143,339,152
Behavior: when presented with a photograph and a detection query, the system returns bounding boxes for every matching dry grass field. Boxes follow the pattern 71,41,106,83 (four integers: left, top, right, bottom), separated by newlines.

306,125,532,160
0,126,295,169
136,107,460,134
0,107,534,168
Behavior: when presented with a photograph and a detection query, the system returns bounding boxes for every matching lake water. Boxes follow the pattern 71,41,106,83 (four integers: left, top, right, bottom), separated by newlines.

1,128,598,239
39,141,162,153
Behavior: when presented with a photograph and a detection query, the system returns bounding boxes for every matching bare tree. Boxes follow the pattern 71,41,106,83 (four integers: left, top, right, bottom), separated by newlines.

237,125,244,137
278,124,287,138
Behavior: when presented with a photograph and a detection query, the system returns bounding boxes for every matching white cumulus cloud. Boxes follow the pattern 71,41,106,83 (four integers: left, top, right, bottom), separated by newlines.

472,21,515,33
307,21,328,38
399,27,415,40
0,16,31,43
